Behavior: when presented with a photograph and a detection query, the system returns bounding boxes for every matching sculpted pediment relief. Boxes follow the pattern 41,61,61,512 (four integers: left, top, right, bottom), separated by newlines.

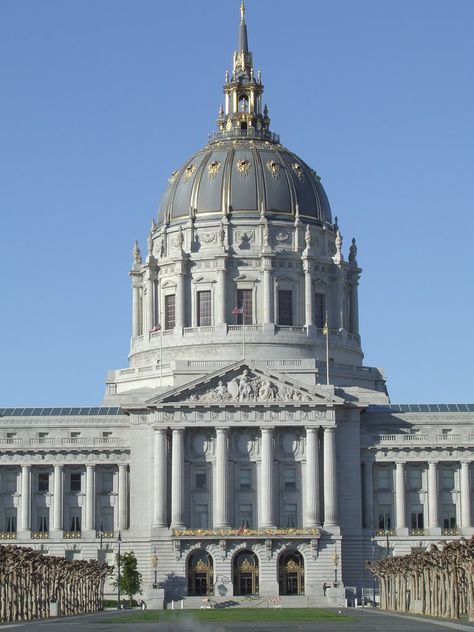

145,362,344,407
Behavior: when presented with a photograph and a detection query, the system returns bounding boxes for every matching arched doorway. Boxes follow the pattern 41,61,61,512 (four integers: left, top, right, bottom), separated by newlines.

278,551,304,595
187,550,214,596
233,550,259,596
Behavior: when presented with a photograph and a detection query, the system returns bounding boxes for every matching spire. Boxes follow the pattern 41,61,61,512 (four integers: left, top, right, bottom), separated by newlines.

239,1,248,52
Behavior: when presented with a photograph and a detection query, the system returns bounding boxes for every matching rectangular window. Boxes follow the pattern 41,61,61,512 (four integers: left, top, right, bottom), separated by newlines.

70,513,81,532
197,290,212,326
377,505,392,530
70,473,82,492
278,290,293,326
314,292,326,328
37,512,49,533
236,289,253,325
408,468,423,490
441,468,455,491
442,504,456,529
239,468,251,490
410,506,424,529
195,471,207,490
283,503,298,528
164,294,176,330
100,508,114,532
376,468,392,490
283,468,296,489
5,471,18,494
195,504,208,529
102,471,114,494
6,432,17,439
5,512,17,533
38,472,49,493
238,503,252,528
70,431,81,438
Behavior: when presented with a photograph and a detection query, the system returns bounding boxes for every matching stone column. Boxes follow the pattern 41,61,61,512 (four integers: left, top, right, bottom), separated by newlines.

304,269,314,328
176,274,185,329
262,263,273,325
323,427,338,527
363,460,374,529
52,465,63,531
216,267,226,325
428,461,440,531
460,461,471,529
118,464,128,530
395,462,407,531
131,282,141,337
153,429,168,527
144,277,154,333
214,428,229,528
260,428,274,528
85,464,95,531
350,277,360,335
171,429,185,528
20,465,31,531
305,427,320,527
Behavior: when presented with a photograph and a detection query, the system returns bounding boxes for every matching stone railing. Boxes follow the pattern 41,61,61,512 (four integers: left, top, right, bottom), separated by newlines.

63,531,81,539
31,531,49,539
0,532,17,540
375,434,474,446
0,436,121,449
409,528,426,536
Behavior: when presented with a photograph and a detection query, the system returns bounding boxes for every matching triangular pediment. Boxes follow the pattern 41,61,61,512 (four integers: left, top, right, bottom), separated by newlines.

145,361,347,408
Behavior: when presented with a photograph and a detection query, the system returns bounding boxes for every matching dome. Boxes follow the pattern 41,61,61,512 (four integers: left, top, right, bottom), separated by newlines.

158,138,332,226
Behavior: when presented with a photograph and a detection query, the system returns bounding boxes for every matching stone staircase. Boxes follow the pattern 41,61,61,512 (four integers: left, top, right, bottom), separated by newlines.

171,595,339,609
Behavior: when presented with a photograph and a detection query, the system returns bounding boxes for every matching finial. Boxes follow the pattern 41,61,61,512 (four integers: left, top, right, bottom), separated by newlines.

257,70,262,83
133,240,142,265
334,216,339,231
225,70,229,83
147,231,153,255
240,1,245,23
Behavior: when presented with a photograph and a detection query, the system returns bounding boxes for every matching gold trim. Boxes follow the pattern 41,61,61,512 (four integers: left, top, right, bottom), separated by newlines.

184,164,196,181
236,159,251,178
207,160,222,180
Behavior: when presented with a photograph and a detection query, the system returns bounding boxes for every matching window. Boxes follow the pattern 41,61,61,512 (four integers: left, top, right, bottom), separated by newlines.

195,504,208,529
5,512,17,533
37,511,49,533
441,468,455,491
102,471,114,494
376,468,392,490
195,471,207,490
442,504,456,529
236,289,253,325
377,506,392,530
165,294,176,330
410,506,424,529
197,290,212,326
278,290,293,326
70,473,82,492
6,432,17,439
238,503,252,528
100,508,114,532
5,471,17,494
283,503,298,528
283,468,296,489
239,468,251,490
70,431,81,439
102,431,113,438
408,468,423,490
314,292,325,328
38,472,49,493
70,513,81,532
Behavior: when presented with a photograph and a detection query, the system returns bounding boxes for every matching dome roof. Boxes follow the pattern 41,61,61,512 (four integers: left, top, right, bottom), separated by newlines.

158,138,332,226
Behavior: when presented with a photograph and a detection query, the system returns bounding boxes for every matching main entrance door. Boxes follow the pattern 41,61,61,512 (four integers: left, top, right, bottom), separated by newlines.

233,551,259,596
278,551,304,595
188,550,214,596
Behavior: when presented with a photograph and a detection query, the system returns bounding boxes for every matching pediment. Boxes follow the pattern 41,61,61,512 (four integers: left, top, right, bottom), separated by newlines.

145,361,346,408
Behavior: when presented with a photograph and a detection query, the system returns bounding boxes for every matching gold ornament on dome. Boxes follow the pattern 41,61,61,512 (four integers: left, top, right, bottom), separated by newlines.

236,159,251,177
168,170,179,185
266,160,281,179
184,164,196,181
208,160,222,180
292,162,305,182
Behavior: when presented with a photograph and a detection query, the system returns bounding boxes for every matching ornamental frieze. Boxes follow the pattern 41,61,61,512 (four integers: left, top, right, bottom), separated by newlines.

154,408,329,423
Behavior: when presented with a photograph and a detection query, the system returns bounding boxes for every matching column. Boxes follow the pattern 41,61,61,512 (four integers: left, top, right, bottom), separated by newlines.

216,268,226,325
395,462,407,530
153,429,168,527
132,283,141,337
52,465,63,531
260,428,274,528
323,427,338,527
304,269,314,328
460,461,471,529
363,461,374,529
20,465,31,531
118,464,128,530
144,277,154,333
85,464,95,531
428,461,439,530
263,266,273,325
336,268,345,330
171,429,185,528
305,427,320,527
176,274,184,329
350,278,360,335
214,428,229,528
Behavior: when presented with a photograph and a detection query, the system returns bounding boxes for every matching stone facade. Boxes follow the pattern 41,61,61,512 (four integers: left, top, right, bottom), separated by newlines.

1,3,473,608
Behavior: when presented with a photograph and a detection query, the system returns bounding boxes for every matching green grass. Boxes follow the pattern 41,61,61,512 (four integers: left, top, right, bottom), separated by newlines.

103,607,352,623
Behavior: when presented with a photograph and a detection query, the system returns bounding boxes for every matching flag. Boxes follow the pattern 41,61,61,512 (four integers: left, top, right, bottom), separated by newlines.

151,323,161,333
322,319,328,336
236,522,245,535
232,306,244,315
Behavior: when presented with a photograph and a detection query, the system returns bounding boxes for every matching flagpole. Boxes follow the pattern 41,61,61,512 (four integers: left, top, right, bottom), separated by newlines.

242,309,246,360
160,329,163,386
325,311,330,385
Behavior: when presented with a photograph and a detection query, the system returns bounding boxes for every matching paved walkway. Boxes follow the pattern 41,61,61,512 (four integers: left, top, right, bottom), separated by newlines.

2,609,474,632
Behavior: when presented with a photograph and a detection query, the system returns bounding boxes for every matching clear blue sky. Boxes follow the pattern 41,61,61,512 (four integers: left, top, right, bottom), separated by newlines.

1,0,473,406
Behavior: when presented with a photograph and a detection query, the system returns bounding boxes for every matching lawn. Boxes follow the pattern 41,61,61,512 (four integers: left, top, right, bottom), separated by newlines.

103,607,352,623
